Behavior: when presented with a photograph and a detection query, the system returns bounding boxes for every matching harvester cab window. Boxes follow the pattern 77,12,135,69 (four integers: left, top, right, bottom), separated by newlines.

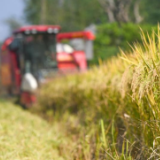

8,38,20,52
23,33,57,80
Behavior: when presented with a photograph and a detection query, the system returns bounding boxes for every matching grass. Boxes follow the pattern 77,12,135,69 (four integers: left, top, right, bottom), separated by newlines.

0,99,72,160
32,25,160,159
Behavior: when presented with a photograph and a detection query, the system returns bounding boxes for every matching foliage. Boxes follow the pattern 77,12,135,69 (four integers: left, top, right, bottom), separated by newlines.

4,17,22,33
92,23,157,65
0,100,73,160
98,0,143,23
141,0,160,24
33,26,160,159
23,0,160,27
23,0,106,31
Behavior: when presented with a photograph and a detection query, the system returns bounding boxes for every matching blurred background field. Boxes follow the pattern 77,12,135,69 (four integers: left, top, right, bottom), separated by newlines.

1,0,160,159
1,0,160,64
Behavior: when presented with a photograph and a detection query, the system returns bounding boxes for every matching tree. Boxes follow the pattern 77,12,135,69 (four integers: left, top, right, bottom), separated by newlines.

98,0,143,23
23,0,106,31
5,17,22,33
141,0,160,24
41,0,47,24
133,0,143,23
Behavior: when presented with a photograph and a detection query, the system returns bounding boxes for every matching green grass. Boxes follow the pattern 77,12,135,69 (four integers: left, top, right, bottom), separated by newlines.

0,100,68,160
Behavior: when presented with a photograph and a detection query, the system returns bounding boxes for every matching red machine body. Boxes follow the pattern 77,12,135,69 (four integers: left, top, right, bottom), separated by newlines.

0,25,95,107
56,31,95,73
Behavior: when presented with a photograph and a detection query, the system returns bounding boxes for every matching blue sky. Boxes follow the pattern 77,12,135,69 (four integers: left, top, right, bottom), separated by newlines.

0,0,24,41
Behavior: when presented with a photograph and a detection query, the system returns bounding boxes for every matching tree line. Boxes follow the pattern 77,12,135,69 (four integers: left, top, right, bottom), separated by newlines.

23,0,160,31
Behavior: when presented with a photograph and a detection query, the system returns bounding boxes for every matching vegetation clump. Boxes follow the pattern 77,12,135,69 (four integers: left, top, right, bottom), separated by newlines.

34,26,160,159
0,100,72,160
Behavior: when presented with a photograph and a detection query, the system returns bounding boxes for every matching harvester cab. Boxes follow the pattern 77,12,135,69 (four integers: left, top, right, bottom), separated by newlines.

0,25,60,107
11,25,60,82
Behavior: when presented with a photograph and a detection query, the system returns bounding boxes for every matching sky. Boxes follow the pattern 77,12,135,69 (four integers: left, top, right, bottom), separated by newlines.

0,0,24,41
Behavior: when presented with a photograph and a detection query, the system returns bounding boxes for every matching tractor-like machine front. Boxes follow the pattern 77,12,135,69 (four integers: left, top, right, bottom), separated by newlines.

0,25,95,107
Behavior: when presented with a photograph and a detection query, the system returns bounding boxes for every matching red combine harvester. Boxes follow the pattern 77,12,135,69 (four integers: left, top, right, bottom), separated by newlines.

0,25,95,108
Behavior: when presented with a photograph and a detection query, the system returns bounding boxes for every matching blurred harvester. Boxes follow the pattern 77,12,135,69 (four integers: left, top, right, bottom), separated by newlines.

0,25,95,107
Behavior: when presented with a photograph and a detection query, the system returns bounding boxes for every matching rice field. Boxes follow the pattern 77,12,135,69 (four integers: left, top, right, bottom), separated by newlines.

33,26,160,159
1,26,160,159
